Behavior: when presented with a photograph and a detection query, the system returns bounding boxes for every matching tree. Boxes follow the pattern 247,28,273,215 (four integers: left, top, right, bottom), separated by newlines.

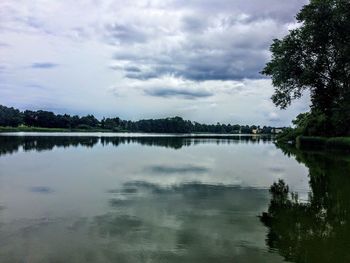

262,0,350,136
103,117,121,131
79,115,99,128
0,105,23,127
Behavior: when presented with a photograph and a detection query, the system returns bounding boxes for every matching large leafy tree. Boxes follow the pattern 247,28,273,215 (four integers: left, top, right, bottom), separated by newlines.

0,105,23,127
262,0,350,136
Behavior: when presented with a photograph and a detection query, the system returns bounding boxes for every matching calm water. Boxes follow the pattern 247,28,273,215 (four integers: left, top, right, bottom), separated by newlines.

0,134,348,263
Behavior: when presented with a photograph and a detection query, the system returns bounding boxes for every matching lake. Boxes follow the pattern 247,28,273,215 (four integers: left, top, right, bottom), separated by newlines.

0,134,349,263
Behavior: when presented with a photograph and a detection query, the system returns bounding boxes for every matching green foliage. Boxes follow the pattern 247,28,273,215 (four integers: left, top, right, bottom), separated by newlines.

0,104,282,134
269,179,289,205
0,105,23,127
75,124,92,130
101,117,121,130
301,112,327,136
275,127,301,143
325,137,350,151
23,109,100,129
276,111,350,151
79,115,99,127
0,126,68,133
290,111,328,137
294,136,350,151
263,0,350,136
296,136,327,150
291,112,310,128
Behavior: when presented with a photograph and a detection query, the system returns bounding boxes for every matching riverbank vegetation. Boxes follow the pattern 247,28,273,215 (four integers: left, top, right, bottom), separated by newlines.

263,0,350,149
0,105,280,134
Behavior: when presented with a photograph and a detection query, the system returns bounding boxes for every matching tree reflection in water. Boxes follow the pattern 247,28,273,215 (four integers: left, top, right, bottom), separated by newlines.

0,135,272,156
261,144,350,263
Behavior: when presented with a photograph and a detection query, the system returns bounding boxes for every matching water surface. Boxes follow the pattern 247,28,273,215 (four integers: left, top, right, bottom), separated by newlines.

0,134,347,262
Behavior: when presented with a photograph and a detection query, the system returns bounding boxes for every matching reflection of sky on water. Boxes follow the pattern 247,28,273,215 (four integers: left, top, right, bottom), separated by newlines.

0,182,286,262
0,135,308,262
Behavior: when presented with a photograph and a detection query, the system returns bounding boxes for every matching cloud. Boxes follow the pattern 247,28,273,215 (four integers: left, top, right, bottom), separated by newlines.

0,0,310,125
146,164,210,174
124,66,142,73
2,1,307,82
0,65,6,72
268,112,281,122
30,62,59,69
104,23,149,44
0,42,10,48
110,10,293,81
144,87,213,99
170,0,308,23
30,186,54,194
109,75,217,100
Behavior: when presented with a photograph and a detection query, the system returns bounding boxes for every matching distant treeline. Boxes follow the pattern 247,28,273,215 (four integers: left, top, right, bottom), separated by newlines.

0,105,281,134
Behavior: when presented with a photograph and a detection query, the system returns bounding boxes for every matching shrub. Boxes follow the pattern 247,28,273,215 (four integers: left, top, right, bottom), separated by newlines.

76,124,92,130
326,137,350,151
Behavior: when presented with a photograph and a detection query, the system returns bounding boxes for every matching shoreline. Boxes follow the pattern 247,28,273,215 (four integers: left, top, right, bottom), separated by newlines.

0,126,275,136
277,135,350,152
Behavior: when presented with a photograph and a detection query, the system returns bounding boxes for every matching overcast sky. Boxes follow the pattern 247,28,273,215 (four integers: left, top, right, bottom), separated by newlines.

0,0,310,125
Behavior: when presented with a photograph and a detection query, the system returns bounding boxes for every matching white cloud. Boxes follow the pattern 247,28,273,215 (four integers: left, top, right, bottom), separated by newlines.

0,0,309,125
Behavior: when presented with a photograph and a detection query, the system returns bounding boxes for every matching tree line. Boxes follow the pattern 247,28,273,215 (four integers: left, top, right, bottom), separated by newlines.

263,0,350,137
0,105,280,134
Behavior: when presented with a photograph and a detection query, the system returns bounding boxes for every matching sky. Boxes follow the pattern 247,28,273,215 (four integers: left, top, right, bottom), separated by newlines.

0,0,310,126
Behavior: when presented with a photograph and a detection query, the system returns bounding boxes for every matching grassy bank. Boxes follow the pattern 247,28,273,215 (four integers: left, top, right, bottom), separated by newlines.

297,136,350,151
0,126,275,135
293,136,350,151
0,126,114,133
275,128,350,152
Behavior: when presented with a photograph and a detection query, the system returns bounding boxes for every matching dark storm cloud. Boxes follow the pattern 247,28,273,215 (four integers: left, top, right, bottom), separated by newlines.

181,15,209,33
144,87,213,99
126,72,160,79
31,62,59,69
0,0,310,125
114,44,269,81
109,1,307,81
146,164,210,174
170,0,308,23
30,186,54,194
0,42,10,48
124,66,142,73
104,23,149,44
